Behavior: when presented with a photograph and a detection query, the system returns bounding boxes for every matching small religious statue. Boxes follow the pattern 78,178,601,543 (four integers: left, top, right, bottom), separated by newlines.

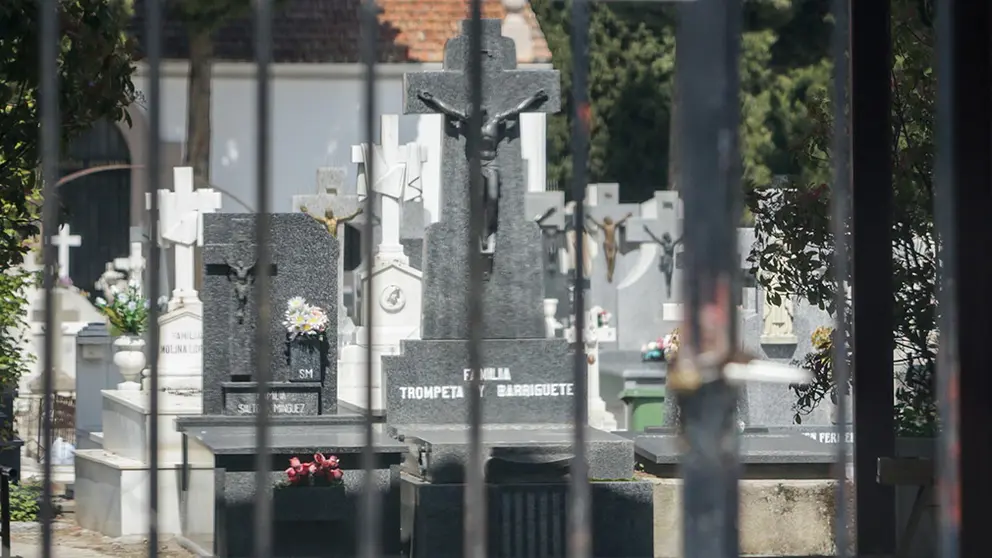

587,213,632,283
416,88,550,253
535,206,561,275
300,205,363,238
562,202,595,280
642,225,683,298
227,259,256,323
761,289,797,344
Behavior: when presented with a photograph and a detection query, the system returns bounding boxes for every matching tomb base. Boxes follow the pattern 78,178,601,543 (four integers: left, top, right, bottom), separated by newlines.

401,473,654,558
73,390,204,537
176,417,406,557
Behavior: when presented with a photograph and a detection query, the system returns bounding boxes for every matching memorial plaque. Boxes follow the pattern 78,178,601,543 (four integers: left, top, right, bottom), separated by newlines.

223,387,320,416
383,338,575,425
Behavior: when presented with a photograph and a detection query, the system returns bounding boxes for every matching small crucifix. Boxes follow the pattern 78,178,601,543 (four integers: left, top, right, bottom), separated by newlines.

205,258,278,324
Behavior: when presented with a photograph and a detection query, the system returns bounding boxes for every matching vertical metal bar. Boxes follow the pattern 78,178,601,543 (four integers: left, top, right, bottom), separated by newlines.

252,0,274,556
1,469,11,558
675,0,742,556
359,1,380,557
934,0,962,556
465,2,487,557
38,0,60,556
568,0,592,557
829,0,851,556
145,0,164,554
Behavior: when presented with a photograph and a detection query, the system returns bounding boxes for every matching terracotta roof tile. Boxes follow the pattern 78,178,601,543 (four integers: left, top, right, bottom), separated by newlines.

130,0,551,64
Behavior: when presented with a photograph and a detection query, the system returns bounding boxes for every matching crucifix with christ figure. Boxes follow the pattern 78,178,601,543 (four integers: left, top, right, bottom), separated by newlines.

403,19,561,260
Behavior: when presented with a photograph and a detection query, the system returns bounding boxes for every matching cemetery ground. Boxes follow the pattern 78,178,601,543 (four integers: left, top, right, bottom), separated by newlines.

8,521,192,558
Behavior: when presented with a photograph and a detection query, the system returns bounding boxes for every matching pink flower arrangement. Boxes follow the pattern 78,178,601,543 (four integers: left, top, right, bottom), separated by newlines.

596,310,611,328
285,453,344,487
641,328,680,363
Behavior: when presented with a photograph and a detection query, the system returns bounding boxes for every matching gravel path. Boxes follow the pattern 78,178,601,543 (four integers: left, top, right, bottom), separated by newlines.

7,522,194,558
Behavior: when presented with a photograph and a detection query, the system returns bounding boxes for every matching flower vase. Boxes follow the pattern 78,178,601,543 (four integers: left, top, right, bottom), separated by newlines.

113,335,146,390
287,335,327,382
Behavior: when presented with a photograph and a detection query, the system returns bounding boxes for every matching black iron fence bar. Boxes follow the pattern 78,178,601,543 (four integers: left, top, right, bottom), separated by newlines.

1,466,15,558
38,0,60,555
144,0,164,555
829,0,851,555
670,0,743,556
359,1,381,557
252,0,275,556
568,0,592,556
464,2,487,557
934,0,963,557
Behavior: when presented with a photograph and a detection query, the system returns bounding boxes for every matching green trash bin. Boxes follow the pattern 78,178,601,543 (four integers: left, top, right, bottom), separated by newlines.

619,365,667,431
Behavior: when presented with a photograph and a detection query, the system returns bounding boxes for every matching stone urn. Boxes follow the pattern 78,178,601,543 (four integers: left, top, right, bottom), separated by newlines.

113,335,146,390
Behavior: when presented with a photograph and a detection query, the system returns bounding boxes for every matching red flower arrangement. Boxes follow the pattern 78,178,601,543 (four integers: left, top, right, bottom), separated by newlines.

285,453,344,487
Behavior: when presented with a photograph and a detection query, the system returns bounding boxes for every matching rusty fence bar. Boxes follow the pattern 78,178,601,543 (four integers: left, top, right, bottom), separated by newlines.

252,0,275,556
464,1,487,557
567,0,593,557
934,0,963,557
38,0,60,556
144,0,164,554
359,0,382,557
829,0,851,556
670,0,743,557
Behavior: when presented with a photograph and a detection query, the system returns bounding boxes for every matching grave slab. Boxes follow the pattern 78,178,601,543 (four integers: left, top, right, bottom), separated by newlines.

176,420,405,558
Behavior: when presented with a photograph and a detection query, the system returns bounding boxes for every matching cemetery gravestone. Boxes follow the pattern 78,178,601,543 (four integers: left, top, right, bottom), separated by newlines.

385,20,652,558
403,19,560,339
585,183,641,350
618,190,684,350
201,214,338,416
52,224,81,279
178,212,406,557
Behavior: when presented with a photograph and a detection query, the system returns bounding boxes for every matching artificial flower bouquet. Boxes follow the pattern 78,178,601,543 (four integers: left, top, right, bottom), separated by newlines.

94,281,166,336
641,328,680,363
284,453,344,487
283,296,330,341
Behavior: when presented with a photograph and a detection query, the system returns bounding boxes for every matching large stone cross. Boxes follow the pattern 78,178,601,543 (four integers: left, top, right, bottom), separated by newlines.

402,19,562,339
352,114,412,261
403,18,561,230
52,225,81,280
149,167,222,297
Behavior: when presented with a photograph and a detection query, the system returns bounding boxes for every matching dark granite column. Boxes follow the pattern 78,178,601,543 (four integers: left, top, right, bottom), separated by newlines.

850,1,895,554
937,2,992,557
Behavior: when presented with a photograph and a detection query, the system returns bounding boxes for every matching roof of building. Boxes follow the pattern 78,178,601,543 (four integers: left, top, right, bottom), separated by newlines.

130,0,552,64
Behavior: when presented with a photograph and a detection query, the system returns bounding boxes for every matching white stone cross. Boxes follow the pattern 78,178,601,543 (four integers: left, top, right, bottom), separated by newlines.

148,167,222,297
114,241,146,290
352,114,409,261
52,225,81,280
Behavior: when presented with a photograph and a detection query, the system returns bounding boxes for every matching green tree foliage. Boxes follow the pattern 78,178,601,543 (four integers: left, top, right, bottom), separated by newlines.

530,0,832,202
746,0,937,435
0,0,138,393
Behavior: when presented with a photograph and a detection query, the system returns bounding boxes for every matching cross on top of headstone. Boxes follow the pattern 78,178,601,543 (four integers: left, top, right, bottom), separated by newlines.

114,242,145,289
52,225,81,279
403,18,561,222
402,19,562,339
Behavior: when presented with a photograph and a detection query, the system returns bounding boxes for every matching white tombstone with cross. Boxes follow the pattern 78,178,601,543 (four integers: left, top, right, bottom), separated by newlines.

52,225,81,280
149,166,222,309
351,114,428,264
113,241,146,293
341,116,426,412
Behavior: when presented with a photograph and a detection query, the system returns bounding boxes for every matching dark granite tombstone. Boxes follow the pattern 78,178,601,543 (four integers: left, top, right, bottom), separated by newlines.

385,20,652,558
202,213,338,416
177,213,406,557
